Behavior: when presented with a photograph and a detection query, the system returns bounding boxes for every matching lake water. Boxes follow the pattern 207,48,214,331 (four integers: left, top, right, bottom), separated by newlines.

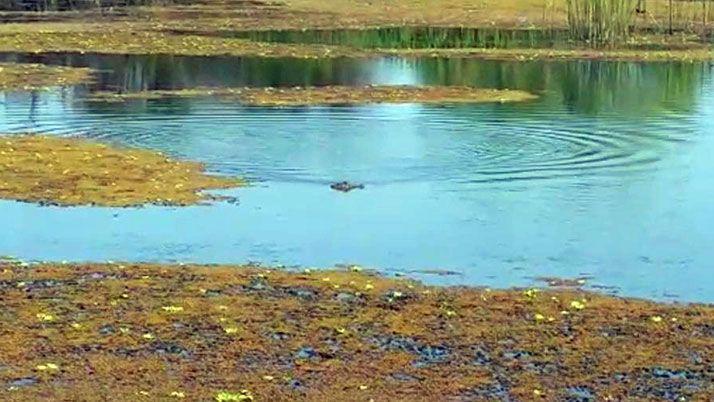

1,53,713,301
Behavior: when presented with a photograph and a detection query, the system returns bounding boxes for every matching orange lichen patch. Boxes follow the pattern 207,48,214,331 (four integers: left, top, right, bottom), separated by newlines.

0,261,712,400
0,62,92,91
88,86,538,106
0,135,242,207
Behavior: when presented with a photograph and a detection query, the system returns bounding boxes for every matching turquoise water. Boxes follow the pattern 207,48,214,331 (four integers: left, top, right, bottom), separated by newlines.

1,54,713,301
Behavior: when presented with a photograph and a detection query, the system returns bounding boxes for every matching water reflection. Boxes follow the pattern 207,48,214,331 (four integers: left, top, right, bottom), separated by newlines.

0,52,708,115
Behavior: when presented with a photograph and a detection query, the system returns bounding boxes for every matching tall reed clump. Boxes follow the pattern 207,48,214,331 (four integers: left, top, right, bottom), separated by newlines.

566,0,637,46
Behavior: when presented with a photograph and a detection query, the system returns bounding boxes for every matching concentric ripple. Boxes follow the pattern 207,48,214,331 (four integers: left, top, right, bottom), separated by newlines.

0,90,701,185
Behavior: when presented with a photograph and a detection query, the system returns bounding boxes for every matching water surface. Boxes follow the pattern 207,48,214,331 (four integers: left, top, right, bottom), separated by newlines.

1,53,713,301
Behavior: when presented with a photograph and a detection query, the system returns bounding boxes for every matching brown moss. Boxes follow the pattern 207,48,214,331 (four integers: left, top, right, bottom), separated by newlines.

0,62,92,91
0,261,712,400
0,135,243,207
87,85,539,105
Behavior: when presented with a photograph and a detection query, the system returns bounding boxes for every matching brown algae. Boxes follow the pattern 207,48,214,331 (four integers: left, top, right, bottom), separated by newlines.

0,135,242,207
0,62,92,91
0,261,711,400
87,85,539,106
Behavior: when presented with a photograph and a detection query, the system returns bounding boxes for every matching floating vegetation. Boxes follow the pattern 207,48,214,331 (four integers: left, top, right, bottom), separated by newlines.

0,261,712,400
0,62,91,90
0,135,243,207
88,85,538,106
383,45,714,61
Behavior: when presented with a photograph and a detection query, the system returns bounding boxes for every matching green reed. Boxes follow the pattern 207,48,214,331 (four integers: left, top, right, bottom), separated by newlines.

566,0,637,45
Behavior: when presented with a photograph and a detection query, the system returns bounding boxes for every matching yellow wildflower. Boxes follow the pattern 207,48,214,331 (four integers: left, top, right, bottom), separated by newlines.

161,305,184,313
36,313,55,322
215,390,254,401
523,288,539,299
170,391,186,398
36,363,59,371
570,300,586,310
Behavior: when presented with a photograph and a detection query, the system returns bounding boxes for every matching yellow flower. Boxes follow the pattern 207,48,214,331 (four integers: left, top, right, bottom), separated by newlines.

364,284,374,290
36,363,59,371
170,391,186,398
445,310,457,318
335,327,347,335
570,300,586,310
224,327,239,335
650,316,663,323
142,333,155,340
70,322,82,330
161,305,184,313
215,390,254,401
36,313,55,322
262,375,274,381
534,313,546,322
523,288,539,299
359,385,368,390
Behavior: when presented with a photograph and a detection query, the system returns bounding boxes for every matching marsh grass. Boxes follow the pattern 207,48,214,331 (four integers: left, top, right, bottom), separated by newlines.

566,0,638,45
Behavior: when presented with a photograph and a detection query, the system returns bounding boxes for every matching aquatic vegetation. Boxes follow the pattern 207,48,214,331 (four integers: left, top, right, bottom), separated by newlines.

0,135,243,207
0,62,91,91
383,45,714,61
0,261,711,400
86,85,538,106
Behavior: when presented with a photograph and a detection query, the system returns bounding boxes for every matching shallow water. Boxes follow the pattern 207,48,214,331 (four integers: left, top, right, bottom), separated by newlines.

1,53,713,301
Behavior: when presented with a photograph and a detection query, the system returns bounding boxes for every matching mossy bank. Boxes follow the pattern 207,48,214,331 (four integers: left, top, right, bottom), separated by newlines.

0,261,712,400
0,135,243,207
